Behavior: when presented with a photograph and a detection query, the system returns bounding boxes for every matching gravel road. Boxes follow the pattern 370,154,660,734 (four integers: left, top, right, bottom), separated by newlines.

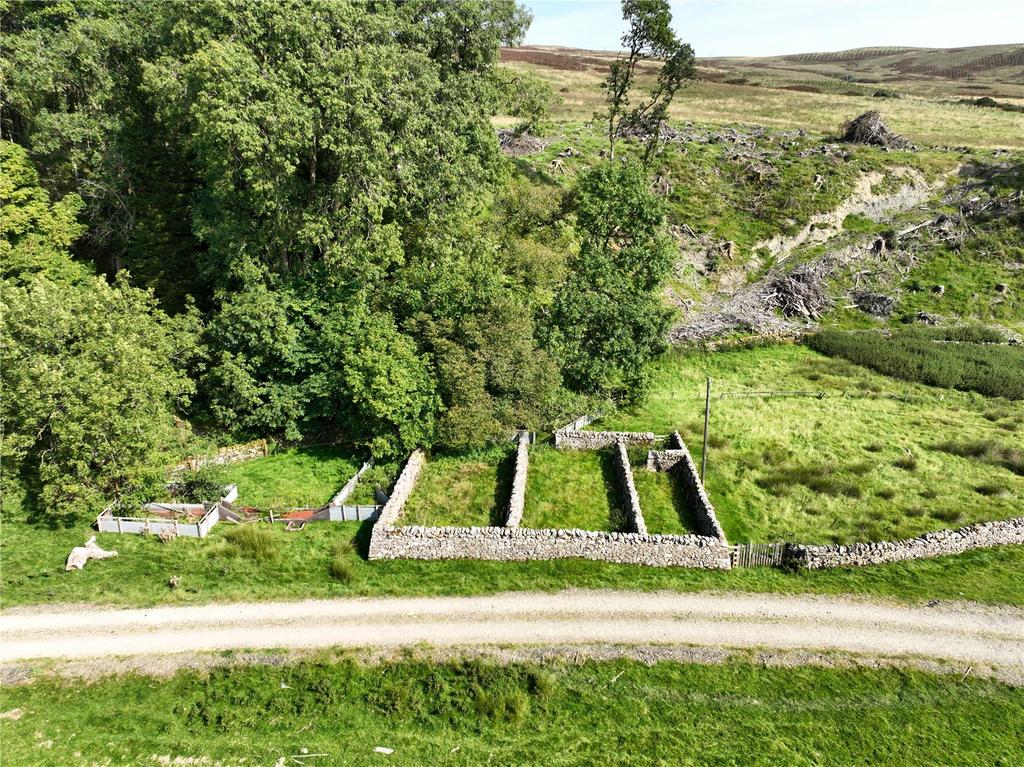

3,590,1022,671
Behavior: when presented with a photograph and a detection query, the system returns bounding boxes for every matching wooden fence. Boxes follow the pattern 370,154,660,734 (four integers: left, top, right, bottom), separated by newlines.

730,543,788,568
97,504,221,538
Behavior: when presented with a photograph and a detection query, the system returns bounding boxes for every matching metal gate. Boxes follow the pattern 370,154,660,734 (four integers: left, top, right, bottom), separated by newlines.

730,543,787,568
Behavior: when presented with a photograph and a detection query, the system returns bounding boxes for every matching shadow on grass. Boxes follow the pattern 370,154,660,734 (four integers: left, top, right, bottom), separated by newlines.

599,448,628,532
352,519,375,560
667,465,702,534
490,448,517,527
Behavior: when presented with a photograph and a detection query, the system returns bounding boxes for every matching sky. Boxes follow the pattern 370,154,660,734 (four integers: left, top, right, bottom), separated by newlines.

520,1,1024,57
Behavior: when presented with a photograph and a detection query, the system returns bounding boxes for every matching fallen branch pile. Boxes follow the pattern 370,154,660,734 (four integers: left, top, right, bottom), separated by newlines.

767,262,834,320
840,111,916,151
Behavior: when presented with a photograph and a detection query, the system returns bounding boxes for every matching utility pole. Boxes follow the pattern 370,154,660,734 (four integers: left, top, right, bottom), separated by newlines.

701,377,711,482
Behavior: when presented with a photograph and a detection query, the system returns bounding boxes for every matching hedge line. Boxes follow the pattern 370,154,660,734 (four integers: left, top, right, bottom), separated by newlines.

807,329,1024,400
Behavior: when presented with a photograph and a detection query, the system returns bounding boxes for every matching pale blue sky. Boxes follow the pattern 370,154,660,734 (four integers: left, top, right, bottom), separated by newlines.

521,1,1024,57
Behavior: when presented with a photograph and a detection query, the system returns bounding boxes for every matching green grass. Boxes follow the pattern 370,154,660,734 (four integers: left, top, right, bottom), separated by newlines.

521,444,622,530
329,542,355,582
401,445,513,527
221,445,360,509
221,524,278,560
595,345,1024,544
506,57,1024,148
826,183,1024,335
513,121,955,269
4,516,1024,608
626,450,691,535
4,655,1023,766
345,460,400,505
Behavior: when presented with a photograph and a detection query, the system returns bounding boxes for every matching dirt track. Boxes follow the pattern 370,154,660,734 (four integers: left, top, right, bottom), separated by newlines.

3,591,1023,676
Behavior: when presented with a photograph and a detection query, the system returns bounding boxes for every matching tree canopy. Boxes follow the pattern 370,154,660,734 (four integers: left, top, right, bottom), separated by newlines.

1,142,198,524
2,0,678,522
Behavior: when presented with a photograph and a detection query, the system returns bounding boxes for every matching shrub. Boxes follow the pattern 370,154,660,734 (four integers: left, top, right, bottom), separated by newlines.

806,329,1024,399
172,467,227,503
223,525,278,561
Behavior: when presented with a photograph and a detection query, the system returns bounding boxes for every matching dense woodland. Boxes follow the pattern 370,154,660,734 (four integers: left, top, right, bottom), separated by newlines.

1,0,685,522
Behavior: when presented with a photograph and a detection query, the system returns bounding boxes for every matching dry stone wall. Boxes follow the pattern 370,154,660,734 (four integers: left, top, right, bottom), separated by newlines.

665,434,727,543
370,525,731,569
614,441,647,534
371,450,425,530
505,431,530,527
174,440,269,472
646,450,686,472
364,439,1022,572
555,429,656,450
785,517,1024,569
645,432,687,471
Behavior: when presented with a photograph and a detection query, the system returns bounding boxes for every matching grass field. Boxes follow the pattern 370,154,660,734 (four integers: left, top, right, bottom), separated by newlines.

502,47,1024,148
4,515,1024,608
388,443,693,535
220,446,360,509
627,448,692,535
521,445,622,530
597,345,1024,544
401,445,514,527
3,655,1022,766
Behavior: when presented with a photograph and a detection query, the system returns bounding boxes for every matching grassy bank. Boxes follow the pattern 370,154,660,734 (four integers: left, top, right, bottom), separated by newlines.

627,448,692,535
3,517,1023,608
596,345,1024,544
3,656,1022,766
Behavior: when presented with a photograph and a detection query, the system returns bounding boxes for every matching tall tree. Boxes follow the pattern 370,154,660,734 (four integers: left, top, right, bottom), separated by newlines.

603,0,695,162
1,142,198,524
543,161,675,401
3,1,576,459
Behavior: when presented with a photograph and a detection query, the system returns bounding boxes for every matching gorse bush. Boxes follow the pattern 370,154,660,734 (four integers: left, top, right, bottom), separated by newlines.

807,329,1024,399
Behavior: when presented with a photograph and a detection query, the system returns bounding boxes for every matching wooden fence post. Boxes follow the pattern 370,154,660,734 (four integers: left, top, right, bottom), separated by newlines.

701,377,711,483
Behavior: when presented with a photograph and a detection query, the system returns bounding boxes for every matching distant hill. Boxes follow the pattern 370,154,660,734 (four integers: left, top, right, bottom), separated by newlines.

701,44,1024,96
502,44,1024,99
